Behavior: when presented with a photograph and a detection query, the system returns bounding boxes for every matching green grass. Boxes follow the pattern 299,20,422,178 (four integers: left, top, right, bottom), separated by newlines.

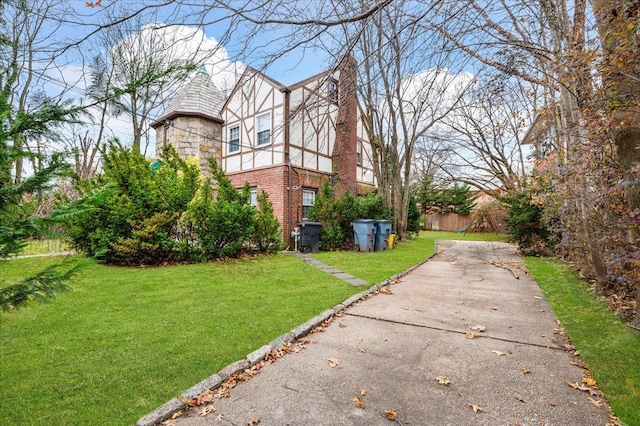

1,255,362,425
525,257,640,425
0,231,504,425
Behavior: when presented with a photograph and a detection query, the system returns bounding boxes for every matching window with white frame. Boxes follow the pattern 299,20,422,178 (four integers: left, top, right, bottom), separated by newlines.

302,188,316,220
356,140,362,165
256,113,271,146
250,188,258,207
229,125,240,153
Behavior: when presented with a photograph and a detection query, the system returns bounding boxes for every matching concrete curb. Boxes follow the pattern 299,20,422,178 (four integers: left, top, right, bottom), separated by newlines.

135,249,438,426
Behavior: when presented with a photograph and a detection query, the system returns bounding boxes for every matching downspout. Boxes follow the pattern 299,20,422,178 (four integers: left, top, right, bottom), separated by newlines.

281,87,292,247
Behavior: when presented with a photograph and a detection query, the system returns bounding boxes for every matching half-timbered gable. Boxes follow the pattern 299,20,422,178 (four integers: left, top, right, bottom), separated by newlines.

288,70,339,175
221,68,286,174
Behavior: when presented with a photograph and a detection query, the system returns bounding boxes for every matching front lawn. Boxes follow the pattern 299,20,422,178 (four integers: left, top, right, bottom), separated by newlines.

525,257,640,425
1,254,361,425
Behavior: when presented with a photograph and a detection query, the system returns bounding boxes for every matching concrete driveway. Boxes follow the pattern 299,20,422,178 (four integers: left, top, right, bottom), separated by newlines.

166,240,613,425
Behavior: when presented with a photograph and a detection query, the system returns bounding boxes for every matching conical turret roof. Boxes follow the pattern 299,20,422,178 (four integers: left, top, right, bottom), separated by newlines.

153,66,225,126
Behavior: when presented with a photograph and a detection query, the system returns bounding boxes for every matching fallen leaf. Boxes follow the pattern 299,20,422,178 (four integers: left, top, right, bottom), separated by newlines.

328,358,341,367
353,397,365,408
522,368,531,374
379,287,392,295
568,381,598,395
360,348,366,353
470,404,485,413
360,388,367,396
385,410,397,420
435,375,451,386
466,332,480,339
583,377,597,387
588,397,603,407
199,405,215,416
246,416,261,425
472,324,486,332
492,350,507,356
490,306,499,310
339,322,347,328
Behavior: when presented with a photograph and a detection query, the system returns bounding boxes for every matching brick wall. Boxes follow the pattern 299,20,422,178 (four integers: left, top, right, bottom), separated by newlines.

227,165,290,239
333,54,358,199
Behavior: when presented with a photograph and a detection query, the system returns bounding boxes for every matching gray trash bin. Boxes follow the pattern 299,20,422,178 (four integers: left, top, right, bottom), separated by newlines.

352,219,376,252
374,220,392,251
298,221,322,253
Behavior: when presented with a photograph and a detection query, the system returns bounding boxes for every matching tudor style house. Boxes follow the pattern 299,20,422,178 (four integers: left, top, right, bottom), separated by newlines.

151,55,376,243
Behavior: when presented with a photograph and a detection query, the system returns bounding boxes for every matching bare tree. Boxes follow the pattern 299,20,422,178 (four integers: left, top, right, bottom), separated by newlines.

0,0,75,183
91,15,203,155
438,72,532,192
347,0,474,239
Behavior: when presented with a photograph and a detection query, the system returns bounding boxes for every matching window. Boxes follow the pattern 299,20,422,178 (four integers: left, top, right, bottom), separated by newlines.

356,140,362,165
229,125,240,153
302,189,316,220
250,188,258,207
256,113,271,146
328,79,338,104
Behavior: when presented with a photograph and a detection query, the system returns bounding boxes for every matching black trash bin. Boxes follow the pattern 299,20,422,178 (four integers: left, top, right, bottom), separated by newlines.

297,221,322,253
374,220,392,251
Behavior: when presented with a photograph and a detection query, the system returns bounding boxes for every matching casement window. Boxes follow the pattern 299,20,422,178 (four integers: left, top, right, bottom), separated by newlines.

327,79,338,104
229,125,240,153
256,113,271,146
356,140,362,166
302,188,316,220
250,188,258,207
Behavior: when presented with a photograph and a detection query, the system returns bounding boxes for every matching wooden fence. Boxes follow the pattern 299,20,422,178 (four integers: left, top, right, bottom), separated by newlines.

422,213,472,232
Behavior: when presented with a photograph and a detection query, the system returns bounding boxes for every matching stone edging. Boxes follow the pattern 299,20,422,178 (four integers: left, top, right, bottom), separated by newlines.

135,249,439,426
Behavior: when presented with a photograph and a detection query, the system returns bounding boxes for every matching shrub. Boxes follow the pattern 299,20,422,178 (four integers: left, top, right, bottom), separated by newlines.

501,189,558,256
308,183,391,250
64,142,200,265
251,190,282,253
308,181,343,251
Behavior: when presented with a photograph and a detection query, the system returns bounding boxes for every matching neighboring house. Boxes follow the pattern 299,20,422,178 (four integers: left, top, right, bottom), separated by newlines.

152,55,376,244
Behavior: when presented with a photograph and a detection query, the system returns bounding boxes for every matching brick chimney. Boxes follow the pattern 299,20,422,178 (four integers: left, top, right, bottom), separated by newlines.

332,53,358,199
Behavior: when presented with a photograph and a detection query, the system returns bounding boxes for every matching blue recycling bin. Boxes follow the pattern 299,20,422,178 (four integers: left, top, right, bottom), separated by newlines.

374,220,392,251
297,221,322,253
352,219,376,252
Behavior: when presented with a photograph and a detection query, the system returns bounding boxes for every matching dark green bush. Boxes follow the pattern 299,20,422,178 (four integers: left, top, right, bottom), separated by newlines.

308,182,392,250
501,190,558,256
64,142,199,265
251,190,282,253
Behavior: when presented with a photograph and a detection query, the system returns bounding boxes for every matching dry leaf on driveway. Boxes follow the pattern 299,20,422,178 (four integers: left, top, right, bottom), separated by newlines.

246,416,260,425
353,397,365,408
466,332,481,339
328,358,340,367
492,350,508,356
469,404,485,413
588,397,603,407
385,409,397,420
435,374,451,385
199,405,215,416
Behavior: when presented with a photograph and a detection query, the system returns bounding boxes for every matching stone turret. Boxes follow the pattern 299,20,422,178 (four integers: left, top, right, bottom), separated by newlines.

152,66,225,175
